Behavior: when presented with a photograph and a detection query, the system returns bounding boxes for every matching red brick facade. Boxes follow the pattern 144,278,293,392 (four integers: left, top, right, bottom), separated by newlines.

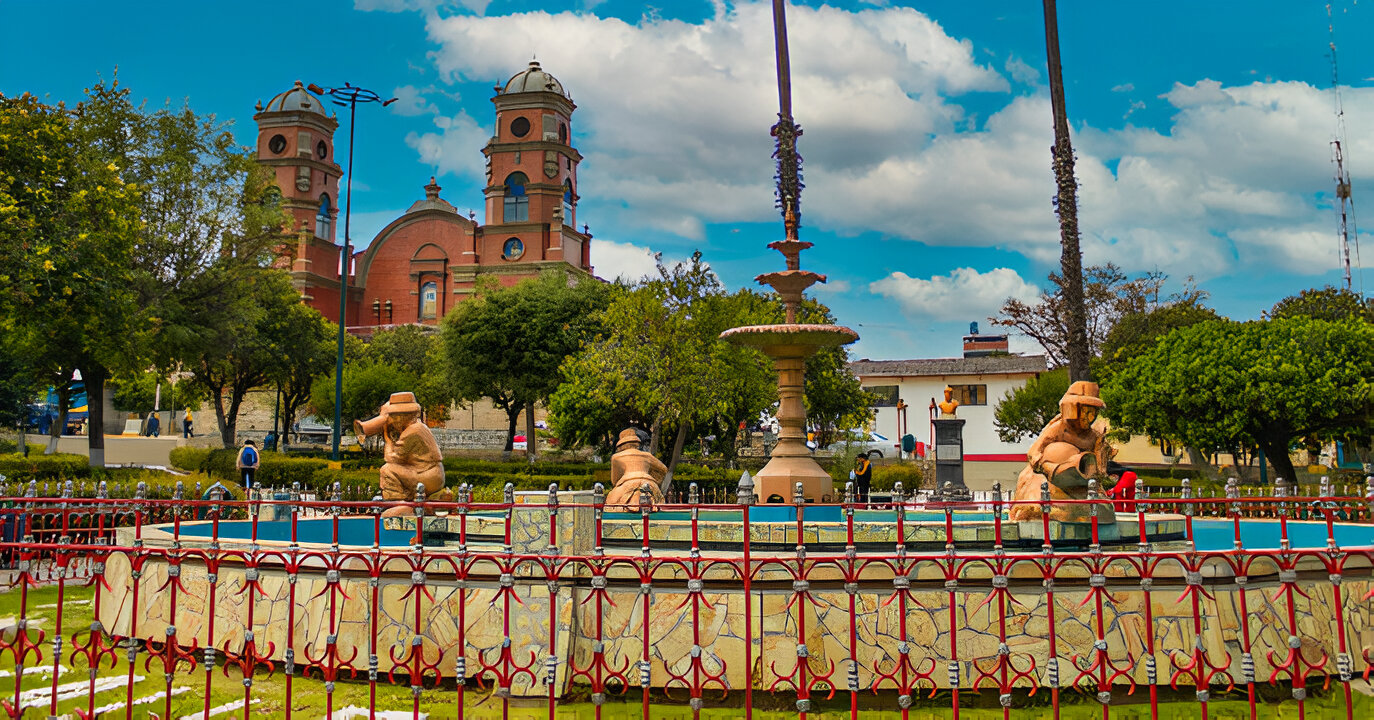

256,62,594,329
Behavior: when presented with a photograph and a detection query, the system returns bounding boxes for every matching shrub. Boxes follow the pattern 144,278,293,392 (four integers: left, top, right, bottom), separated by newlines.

0,452,92,483
871,462,924,492
168,447,212,473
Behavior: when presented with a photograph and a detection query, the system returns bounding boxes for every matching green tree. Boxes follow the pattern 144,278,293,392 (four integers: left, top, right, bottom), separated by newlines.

191,271,304,446
1101,317,1374,484
439,271,612,459
270,305,337,443
0,92,141,464
0,331,41,428
310,360,416,434
993,367,1069,443
1271,286,1374,323
109,371,209,415
1094,301,1220,383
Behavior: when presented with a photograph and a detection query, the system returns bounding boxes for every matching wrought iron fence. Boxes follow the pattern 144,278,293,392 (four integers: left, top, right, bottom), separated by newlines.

1,477,1373,719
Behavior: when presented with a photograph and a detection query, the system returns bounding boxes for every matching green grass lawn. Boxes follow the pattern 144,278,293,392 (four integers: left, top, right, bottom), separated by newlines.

0,581,1365,719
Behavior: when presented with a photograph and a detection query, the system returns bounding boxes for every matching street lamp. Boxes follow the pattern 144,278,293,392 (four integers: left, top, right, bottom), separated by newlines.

307,82,397,461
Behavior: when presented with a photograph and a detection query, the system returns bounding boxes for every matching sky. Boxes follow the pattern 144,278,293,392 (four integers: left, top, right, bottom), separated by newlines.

3,0,1371,360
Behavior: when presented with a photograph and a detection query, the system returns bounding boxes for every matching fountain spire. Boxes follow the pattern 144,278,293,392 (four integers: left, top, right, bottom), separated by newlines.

718,0,859,503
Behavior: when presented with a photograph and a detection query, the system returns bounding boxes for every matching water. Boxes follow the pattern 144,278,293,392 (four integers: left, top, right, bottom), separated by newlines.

169,514,1374,551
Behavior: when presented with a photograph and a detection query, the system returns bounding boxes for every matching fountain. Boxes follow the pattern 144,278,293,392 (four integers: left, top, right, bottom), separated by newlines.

718,0,858,503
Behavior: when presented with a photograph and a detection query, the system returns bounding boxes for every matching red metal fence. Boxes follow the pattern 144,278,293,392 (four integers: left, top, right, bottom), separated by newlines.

2,477,1373,719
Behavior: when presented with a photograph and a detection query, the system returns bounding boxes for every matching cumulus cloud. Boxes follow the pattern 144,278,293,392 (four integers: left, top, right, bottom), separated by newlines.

390,2,1366,284
590,239,662,282
869,267,1040,322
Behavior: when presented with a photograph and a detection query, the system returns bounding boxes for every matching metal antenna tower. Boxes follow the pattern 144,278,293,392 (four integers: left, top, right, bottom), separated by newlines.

1328,3,1361,293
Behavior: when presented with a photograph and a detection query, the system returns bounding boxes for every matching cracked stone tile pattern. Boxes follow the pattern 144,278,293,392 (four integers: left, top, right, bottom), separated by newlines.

98,549,1373,695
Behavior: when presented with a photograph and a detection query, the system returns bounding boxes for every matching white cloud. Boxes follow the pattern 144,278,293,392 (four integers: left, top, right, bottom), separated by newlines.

400,4,1368,284
391,85,439,116
590,239,662,282
813,278,852,294
868,267,1040,322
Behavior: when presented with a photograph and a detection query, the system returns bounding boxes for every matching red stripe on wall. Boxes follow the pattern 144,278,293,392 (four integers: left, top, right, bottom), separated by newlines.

964,453,1025,462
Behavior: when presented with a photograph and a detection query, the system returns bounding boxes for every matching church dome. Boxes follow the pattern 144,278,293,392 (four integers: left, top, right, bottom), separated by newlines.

502,61,568,97
262,81,328,115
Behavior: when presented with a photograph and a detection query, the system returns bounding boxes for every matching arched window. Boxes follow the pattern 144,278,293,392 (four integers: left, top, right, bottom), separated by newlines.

419,281,438,321
316,194,333,239
503,172,529,223
562,180,574,225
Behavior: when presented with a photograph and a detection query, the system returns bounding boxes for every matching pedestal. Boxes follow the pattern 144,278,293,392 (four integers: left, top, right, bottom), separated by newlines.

932,418,970,501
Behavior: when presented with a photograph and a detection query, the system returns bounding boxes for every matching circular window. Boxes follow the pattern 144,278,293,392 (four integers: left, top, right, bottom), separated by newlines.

316,140,328,159
268,134,287,154
502,237,525,260
510,116,530,138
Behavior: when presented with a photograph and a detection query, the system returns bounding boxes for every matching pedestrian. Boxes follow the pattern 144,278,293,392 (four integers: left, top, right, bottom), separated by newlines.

146,411,160,438
236,439,260,490
183,407,193,438
850,453,873,504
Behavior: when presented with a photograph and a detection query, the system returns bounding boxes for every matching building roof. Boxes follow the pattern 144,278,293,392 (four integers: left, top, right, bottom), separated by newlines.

262,81,329,116
850,355,1047,378
502,60,568,97
404,178,459,216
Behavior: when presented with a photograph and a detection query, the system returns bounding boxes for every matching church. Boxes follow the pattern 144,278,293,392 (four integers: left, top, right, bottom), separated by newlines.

252,61,595,329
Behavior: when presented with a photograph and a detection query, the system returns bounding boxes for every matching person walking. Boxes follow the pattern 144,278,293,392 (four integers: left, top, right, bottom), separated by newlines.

236,439,260,490
183,407,193,438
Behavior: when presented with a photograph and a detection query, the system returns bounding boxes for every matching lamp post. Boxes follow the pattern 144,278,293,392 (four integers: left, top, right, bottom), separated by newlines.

307,82,396,461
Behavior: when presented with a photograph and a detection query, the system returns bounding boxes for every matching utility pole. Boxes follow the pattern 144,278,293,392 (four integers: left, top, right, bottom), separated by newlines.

1042,0,1091,382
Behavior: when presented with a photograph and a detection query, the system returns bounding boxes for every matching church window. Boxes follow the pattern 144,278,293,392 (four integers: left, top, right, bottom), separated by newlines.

502,237,525,260
316,140,328,159
503,172,529,222
419,282,438,320
559,122,567,143
268,134,287,154
562,180,574,224
316,194,333,239
510,116,530,138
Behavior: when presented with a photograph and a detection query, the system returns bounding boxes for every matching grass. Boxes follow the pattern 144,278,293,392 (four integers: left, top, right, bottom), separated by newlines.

0,582,1367,719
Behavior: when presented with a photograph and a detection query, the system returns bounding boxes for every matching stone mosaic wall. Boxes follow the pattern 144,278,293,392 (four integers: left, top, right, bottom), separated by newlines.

98,547,1373,697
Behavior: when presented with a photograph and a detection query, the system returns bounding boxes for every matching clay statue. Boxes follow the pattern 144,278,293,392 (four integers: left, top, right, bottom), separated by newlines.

355,391,450,517
1009,381,1115,523
604,428,668,509
937,386,960,417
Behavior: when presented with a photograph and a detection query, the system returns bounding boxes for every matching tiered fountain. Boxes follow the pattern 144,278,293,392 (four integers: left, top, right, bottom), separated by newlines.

718,1,858,503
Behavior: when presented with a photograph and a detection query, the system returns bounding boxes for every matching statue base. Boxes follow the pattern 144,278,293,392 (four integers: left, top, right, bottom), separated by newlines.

752,445,835,504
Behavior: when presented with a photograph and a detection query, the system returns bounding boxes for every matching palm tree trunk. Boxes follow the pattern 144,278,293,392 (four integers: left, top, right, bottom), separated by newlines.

1043,0,1091,382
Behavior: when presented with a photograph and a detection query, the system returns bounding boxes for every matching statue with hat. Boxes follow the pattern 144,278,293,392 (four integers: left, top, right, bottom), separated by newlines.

355,391,450,516
1009,380,1115,523
604,428,668,510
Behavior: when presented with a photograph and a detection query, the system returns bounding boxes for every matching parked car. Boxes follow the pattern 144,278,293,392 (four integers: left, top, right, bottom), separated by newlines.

825,430,894,459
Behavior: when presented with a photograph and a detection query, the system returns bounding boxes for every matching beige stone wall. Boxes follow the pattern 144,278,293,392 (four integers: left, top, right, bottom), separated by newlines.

98,534,1372,698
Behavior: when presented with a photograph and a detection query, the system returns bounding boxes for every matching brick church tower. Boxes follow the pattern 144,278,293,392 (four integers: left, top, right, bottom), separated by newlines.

253,82,346,322
480,60,591,276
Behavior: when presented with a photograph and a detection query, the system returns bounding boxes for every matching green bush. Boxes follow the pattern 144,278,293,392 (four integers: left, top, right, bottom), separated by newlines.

168,447,211,472
0,452,92,482
871,462,924,492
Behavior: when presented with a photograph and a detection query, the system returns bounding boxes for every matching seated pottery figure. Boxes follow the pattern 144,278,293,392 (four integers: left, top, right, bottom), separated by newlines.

1009,381,1115,524
355,392,451,517
604,428,668,510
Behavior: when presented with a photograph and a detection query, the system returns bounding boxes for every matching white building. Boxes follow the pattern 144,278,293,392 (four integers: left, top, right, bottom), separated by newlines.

849,337,1046,490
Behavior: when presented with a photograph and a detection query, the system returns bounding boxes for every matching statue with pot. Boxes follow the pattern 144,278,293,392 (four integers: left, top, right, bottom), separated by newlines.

355,391,450,516
1009,381,1115,523
604,428,668,510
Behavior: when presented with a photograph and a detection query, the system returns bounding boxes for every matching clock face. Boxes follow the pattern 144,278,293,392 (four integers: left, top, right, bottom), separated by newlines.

502,237,524,260
268,134,287,154
316,141,328,159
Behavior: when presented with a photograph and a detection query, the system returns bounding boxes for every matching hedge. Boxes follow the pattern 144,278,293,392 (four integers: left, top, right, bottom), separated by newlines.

0,452,93,482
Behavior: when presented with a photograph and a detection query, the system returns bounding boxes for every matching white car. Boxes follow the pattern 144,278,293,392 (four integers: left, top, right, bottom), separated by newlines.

826,430,893,459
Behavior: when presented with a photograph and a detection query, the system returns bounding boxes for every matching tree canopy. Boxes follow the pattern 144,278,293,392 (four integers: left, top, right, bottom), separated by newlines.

1271,286,1374,324
992,367,1069,443
1101,317,1374,484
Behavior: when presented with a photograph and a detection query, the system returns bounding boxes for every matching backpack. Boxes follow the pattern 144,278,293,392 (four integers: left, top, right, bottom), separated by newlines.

241,446,258,466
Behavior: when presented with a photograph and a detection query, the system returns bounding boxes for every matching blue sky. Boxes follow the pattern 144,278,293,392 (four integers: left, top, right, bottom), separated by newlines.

3,0,1371,360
